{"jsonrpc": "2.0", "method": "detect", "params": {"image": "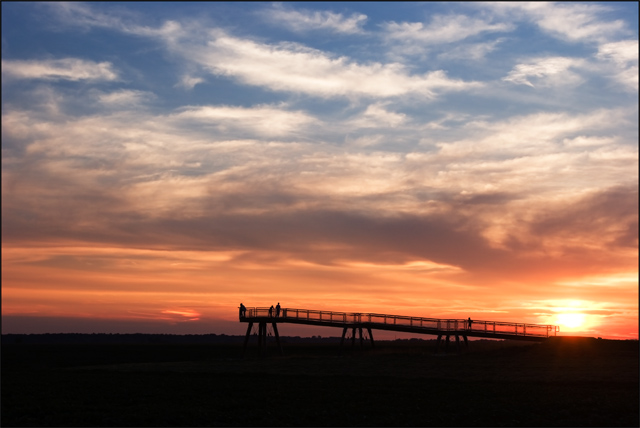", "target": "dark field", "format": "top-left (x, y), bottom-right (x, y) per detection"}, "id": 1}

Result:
top-left (2, 336), bottom-right (638, 427)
